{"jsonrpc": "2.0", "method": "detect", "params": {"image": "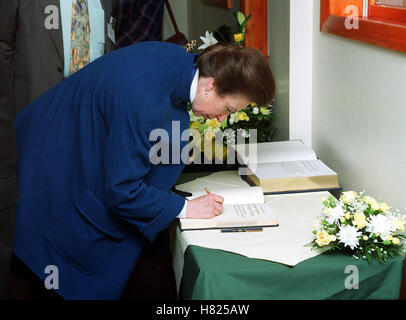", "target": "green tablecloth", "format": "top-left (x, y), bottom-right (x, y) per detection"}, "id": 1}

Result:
top-left (181, 245), bottom-right (404, 300)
